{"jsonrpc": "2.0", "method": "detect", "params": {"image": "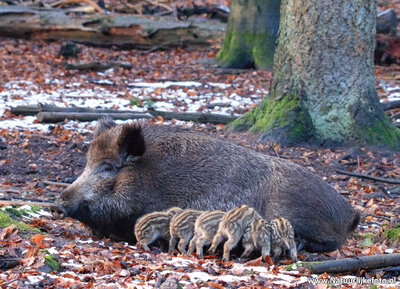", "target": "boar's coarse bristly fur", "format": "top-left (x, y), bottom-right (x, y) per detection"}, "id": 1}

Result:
top-left (57, 119), bottom-right (360, 252)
